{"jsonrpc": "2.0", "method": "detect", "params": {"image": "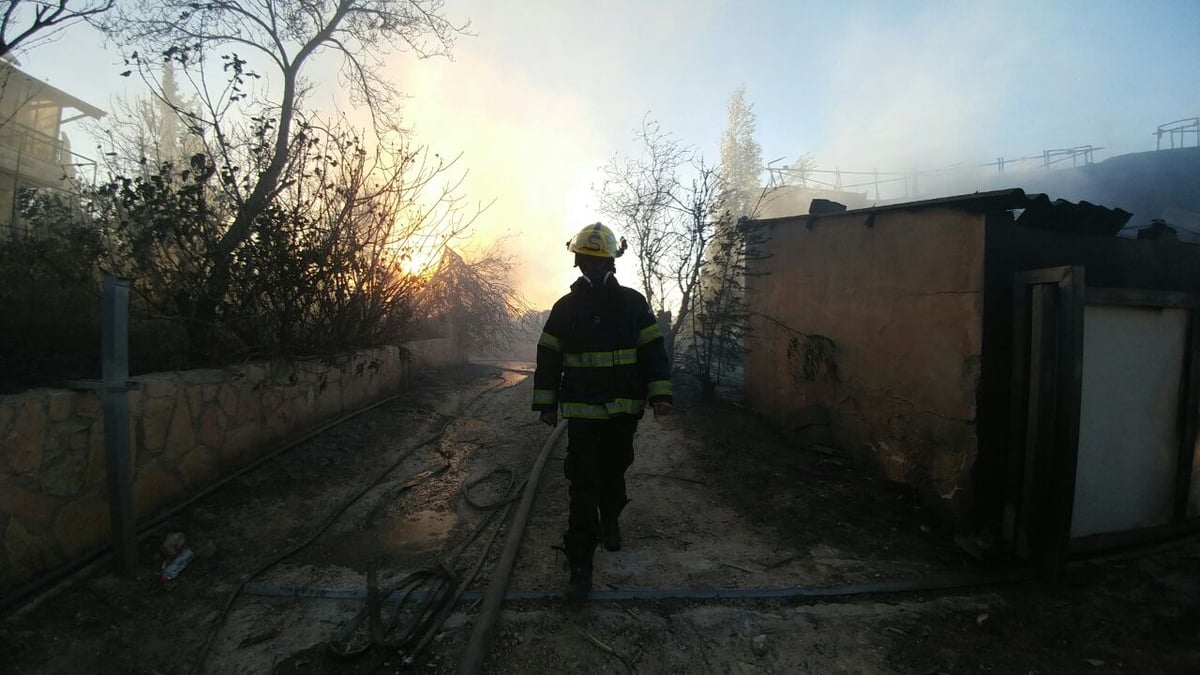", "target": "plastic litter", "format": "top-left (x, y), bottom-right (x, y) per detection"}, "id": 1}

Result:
top-left (160, 548), bottom-right (194, 582)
